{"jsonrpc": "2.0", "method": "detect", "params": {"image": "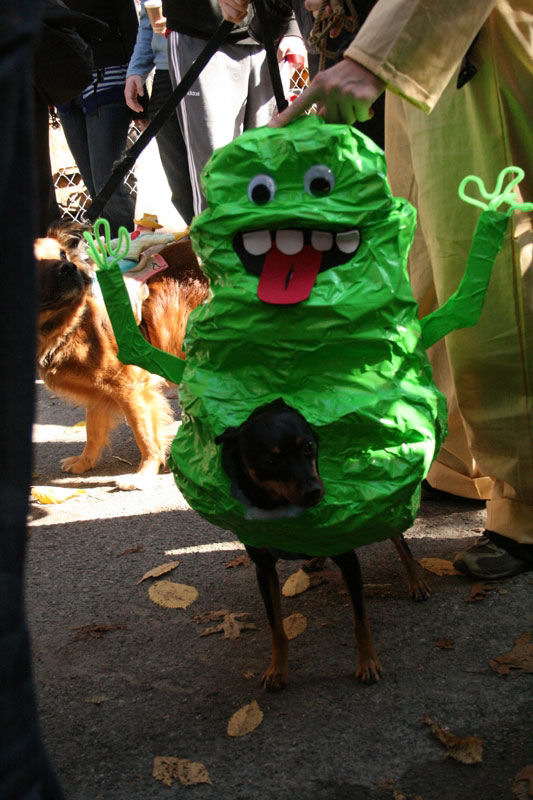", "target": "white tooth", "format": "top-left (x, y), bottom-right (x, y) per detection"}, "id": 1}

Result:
top-left (276, 230), bottom-right (304, 255)
top-left (242, 230), bottom-right (271, 256)
top-left (336, 229), bottom-right (361, 253)
top-left (311, 231), bottom-right (333, 251)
